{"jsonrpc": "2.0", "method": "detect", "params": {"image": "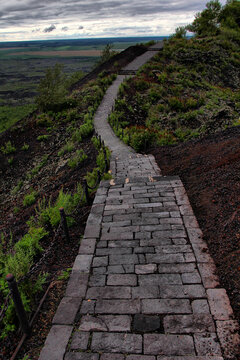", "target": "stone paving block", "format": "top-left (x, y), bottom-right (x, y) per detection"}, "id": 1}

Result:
top-left (207, 289), bottom-right (234, 320)
top-left (197, 263), bottom-right (220, 288)
top-left (184, 253), bottom-right (196, 263)
top-left (102, 232), bottom-right (134, 240)
top-left (109, 254), bottom-right (139, 265)
top-left (65, 353), bottom-right (99, 360)
top-left (190, 242), bottom-right (213, 263)
top-left (65, 272), bottom-right (89, 298)
top-left (139, 274), bottom-right (182, 286)
top-left (80, 300), bottom-right (96, 314)
top-left (79, 315), bottom-right (108, 331)
top-left (123, 264), bottom-right (135, 273)
top-left (179, 204), bottom-right (194, 216)
top-left (183, 216), bottom-right (199, 229)
top-left (87, 286), bottom-right (131, 299)
top-left (89, 274), bottom-right (106, 287)
top-left (126, 356), bottom-right (156, 360)
top-left (172, 238), bottom-right (187, 245)
top-left (79, 238), bottom-right (96, 254)
top-left (157, 357), bottom-right (223, 360)
top-left (181, 271), bottom-right (201, 284)
top-left (70, 331), bottom-right (90, 350)
top-left (93, 267), bottom-right (107, 274)
top-left (72, 255), bottom-right (93, 272)
top-left (134, 246), bottom-right (155, 254)
top-left (160, 218), bottom-right (183, 225)
top-left (84, 224), bottom-right (101, 238)
top-left (101, 354), bottom-right (125, 360)
top-left (133, 314), bottom-right (161, 332)
top-left (91, 332), bottom-right (142, 353)
top-left (140, 224), bottom-right (171, 232)
top-left (146, 254), bottom-right (185, 264)
top-left (135, 231), bottom-right (152, 240)
top-left (194, 333), bottom-right (222, 356)
top-left (192, 300), bottom-right (210, 314)
top-left (109, 240), bottom-right (139, 248)
top-left (141, 238), bottom-right (172, 246)
top-left (132, 285), bottom-right (159, 299)
top-left (99, 315), bottom-right (131, 332)
top-left (216, 320), bottom-right (240, 359)
top-left (53, 297), bottom-right (81, 325)
top-left (142, 299), bottom-right (191, 314)
top-left (144, 334), bottom-right (195, 355)
top-left (184, 285), bottom-right (206, 298)
top-left (93, 256), bottom-right (109, 267)
top-left (95, 299), bottom-right (140, 314)
top-left (135, 264), bottom-right (157, 274)
top-left (107, 265), bottom-right (125, 274)
top-left (164, 314), bottom-right (215, 334)
top-left (158, 263), bottom-right (196, 274)
top-left (107, 274), bottom-right (137, 286)
top-left (96, 248), bottom-right (132, 255)
top-left (39, 325), bottom-right (73, 360)
top-left (155, 245), bottom-right (192, 254)
top-left (153, 230), bottom-right (186, 238)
